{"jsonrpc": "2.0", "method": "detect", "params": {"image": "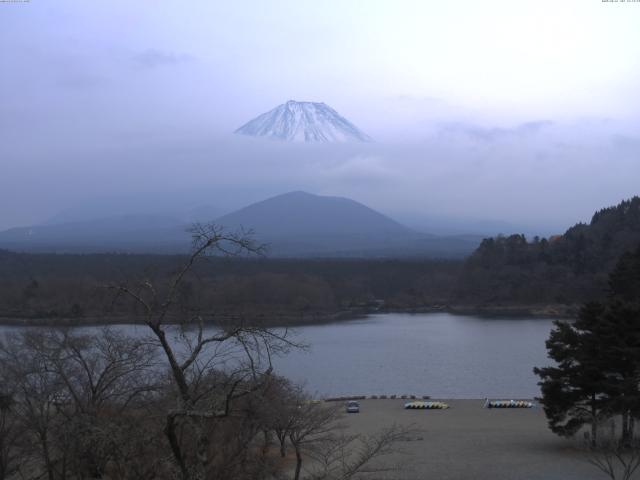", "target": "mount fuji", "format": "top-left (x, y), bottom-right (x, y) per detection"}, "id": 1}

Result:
top-left (235, 100), bottom-right (371, 143)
